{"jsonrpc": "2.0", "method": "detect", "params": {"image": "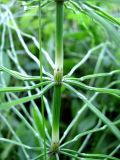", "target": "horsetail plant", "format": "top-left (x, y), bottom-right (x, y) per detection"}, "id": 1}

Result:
top-left (51, 0), bottom-right (64, 152)
top-left (0, 0), bottom-right (120, 159)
